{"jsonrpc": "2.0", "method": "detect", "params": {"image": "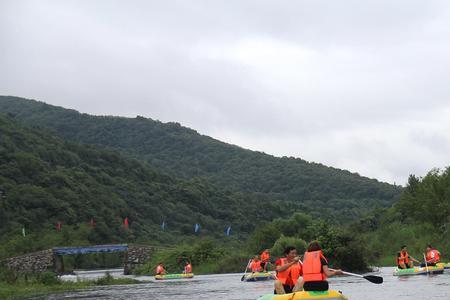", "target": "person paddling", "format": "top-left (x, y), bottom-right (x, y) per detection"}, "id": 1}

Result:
top-left (274, 246), bottom-right (303, 294)
top-left (250, 255), bottom-right (263, 273)
top-left (397, 245), bottom-right (419, 269)
top-left (156, 262), bottom-right (167, 275)
top-left (184, 261), bottom-right (193, 274)
top-left (260, 249), bottom-right (271, 272)
top-left (421, 245), bottom-right (441, 267)
top-left (299, 241), bottom-right (343, 292)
